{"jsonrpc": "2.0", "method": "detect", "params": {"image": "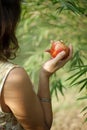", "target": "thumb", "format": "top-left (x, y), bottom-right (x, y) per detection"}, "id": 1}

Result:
top-left (53, 51), bottom-right (66, 63)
